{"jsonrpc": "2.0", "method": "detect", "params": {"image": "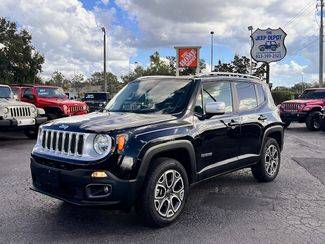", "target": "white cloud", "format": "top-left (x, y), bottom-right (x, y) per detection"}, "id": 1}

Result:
top-left (0, 0), bottom-right (136, 80)
top-left (116, 0), bottom-right (320, 84)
